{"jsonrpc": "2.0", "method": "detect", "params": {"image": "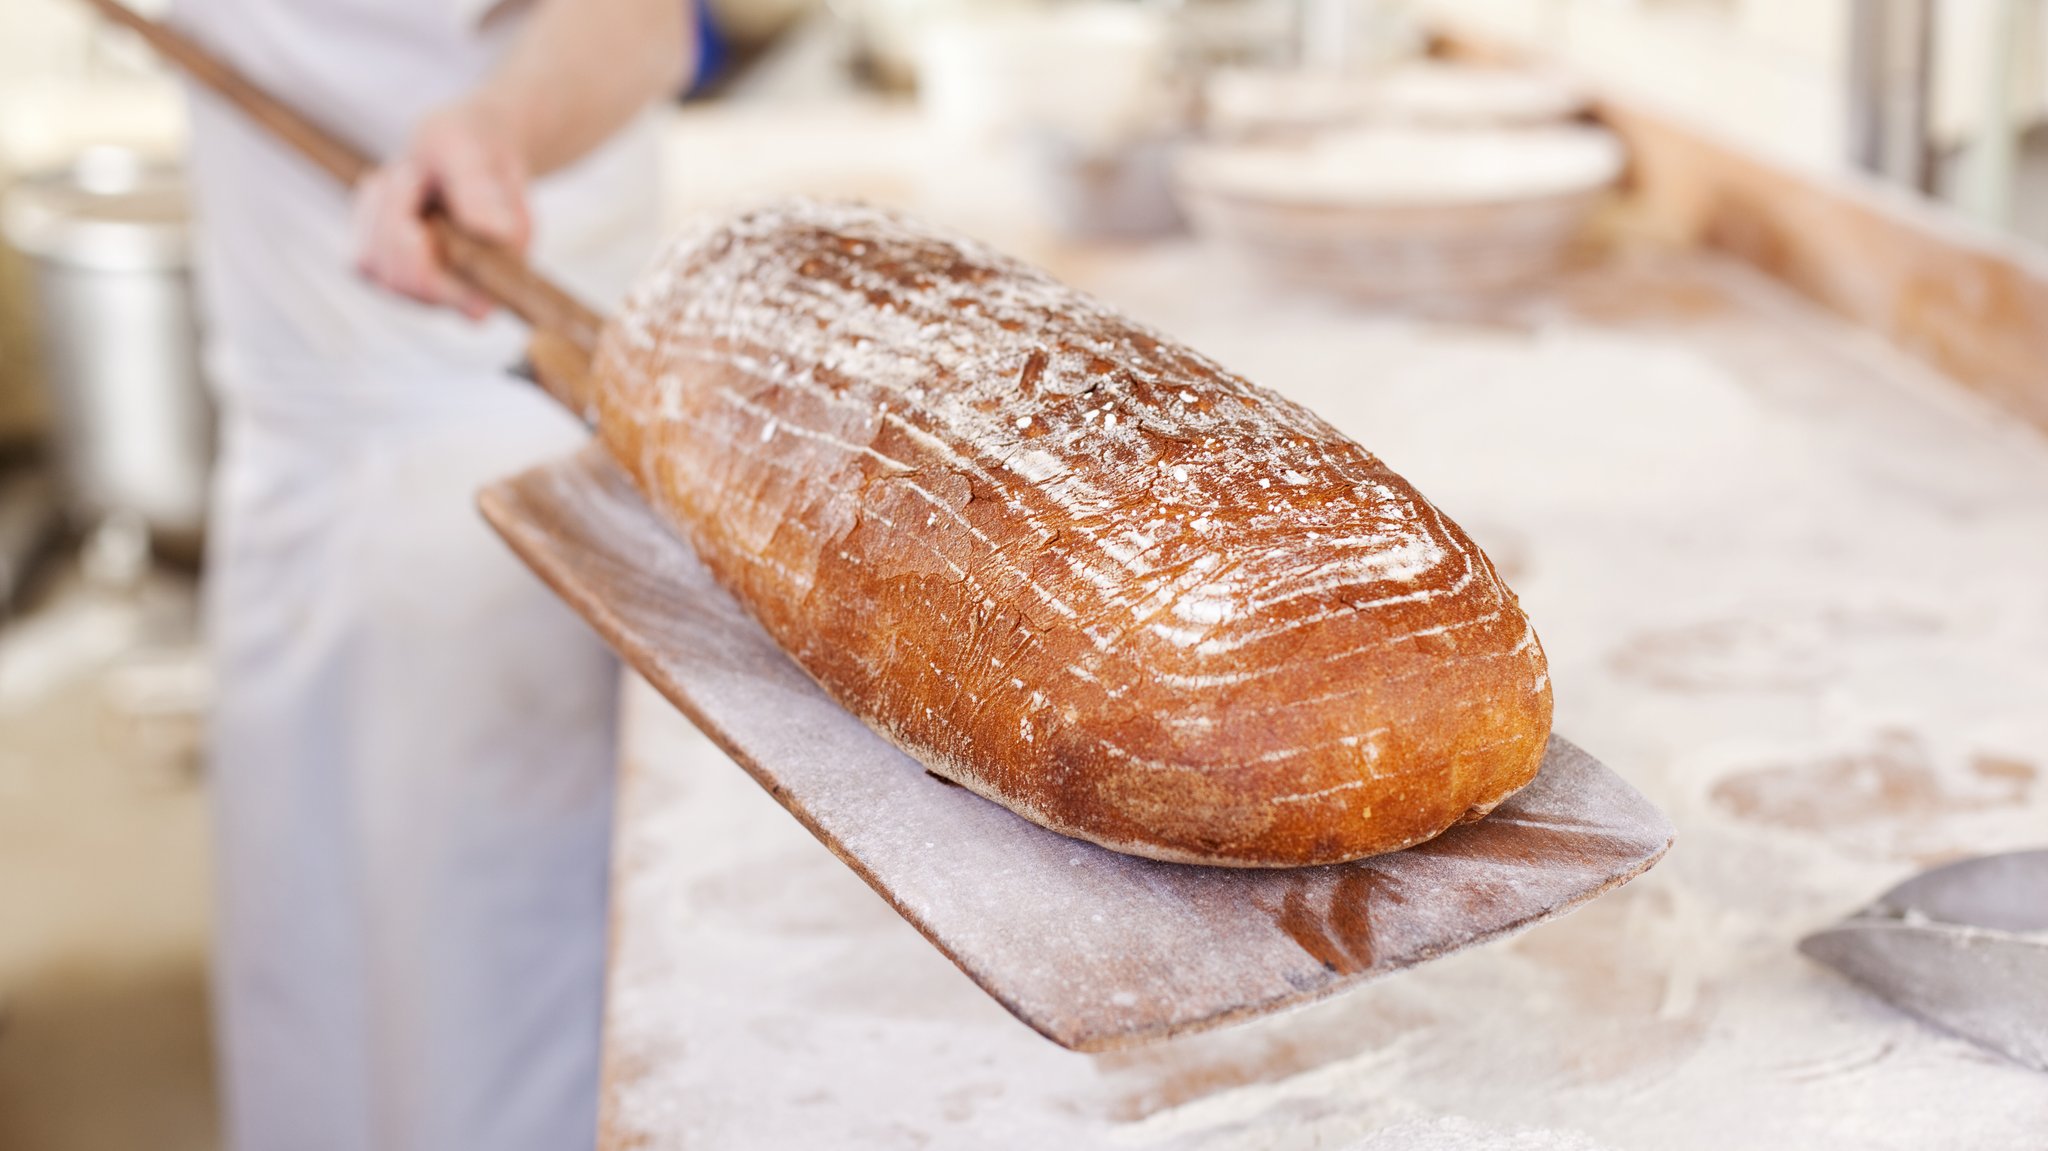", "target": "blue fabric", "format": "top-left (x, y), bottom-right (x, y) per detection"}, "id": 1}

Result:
top-left (686, 1), bottom-right (731, 96)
